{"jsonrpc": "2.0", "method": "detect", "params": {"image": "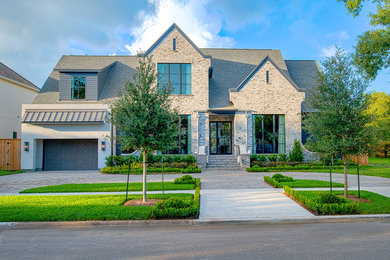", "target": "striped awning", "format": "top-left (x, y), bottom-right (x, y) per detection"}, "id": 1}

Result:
top-left (22, 110), bottom-right (107, 124)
